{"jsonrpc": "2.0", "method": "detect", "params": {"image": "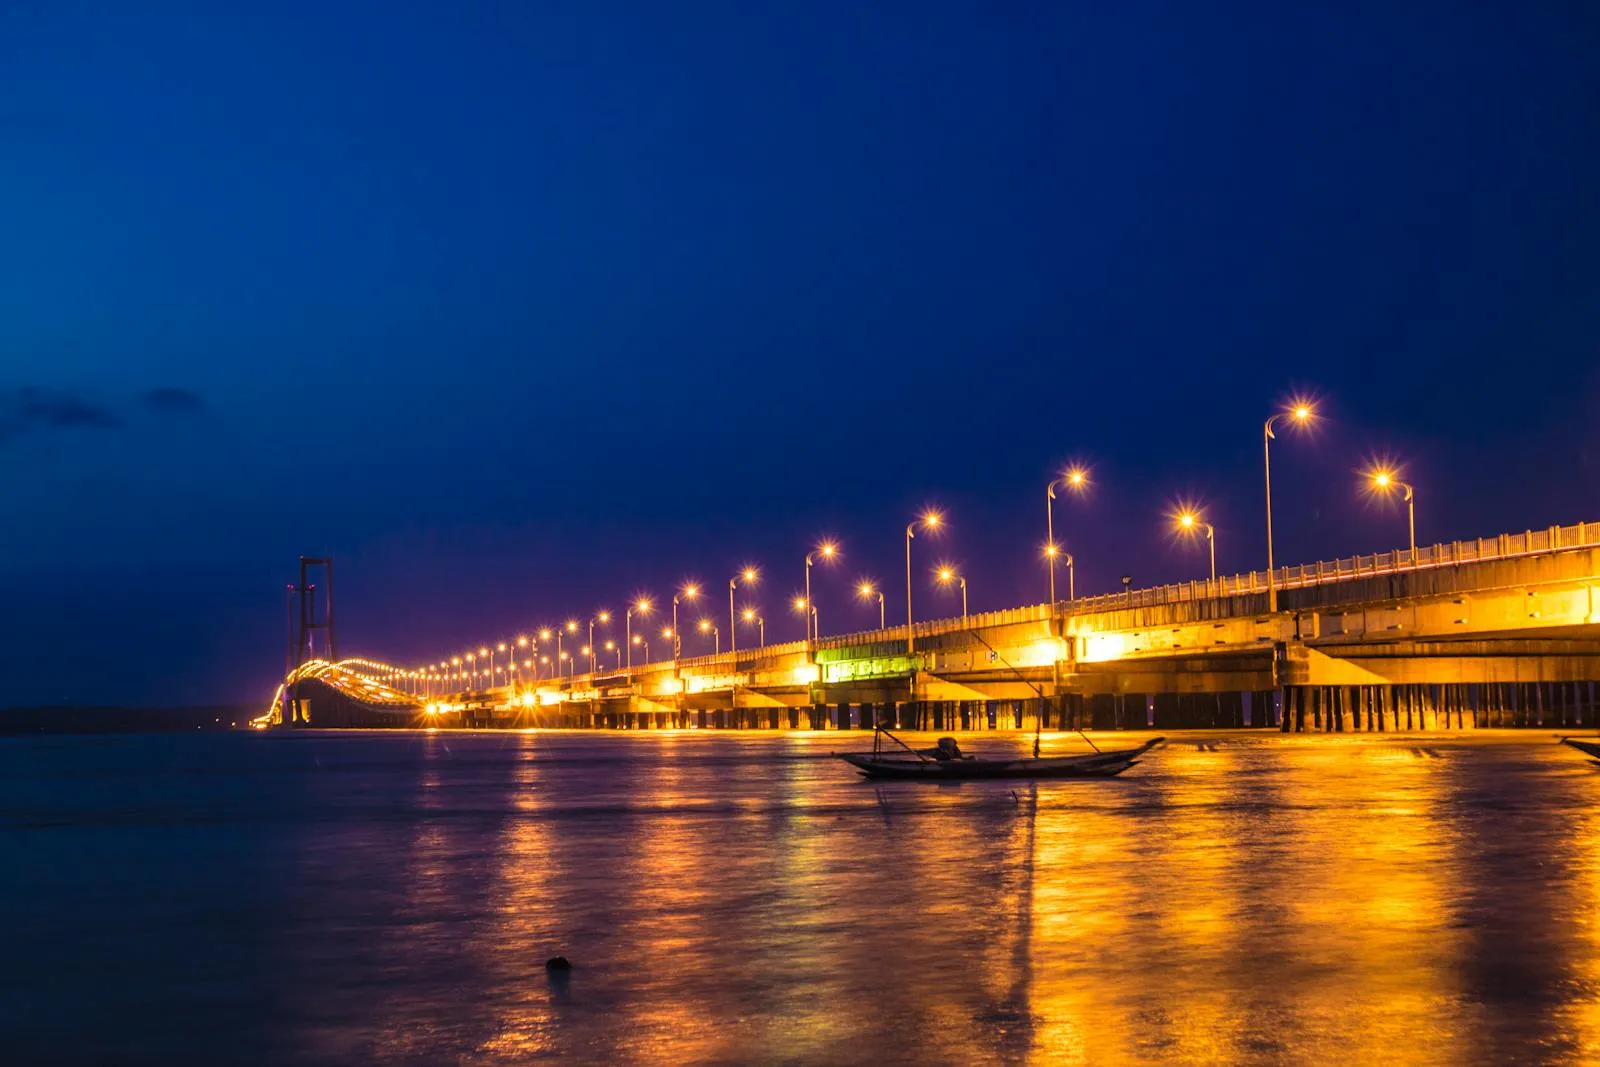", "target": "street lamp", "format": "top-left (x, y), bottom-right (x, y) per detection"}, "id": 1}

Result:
top-left (1043, 544), bottom-right (1077, 602)
top-left (604, 639), bottom-right (620, 671)
top-left (1367, 467), bottom-right (1417, 560)
top-left (557, 622), bottom-right (577, 677)
top-left (588, 611), bottom-right (611, 672)
top-left (905, 510), bottom-right (943, 654)
top-left (857, 580), bottom-right (886, 629)
top-left (1264, 400), bottom-right (1314, 612)
top-left (626, 597), bottom-right (651, 673)
top-left (559, 649), bottom-right (571, 677)
top-left (730, 567), bottom-right (757, 653)
top-left (698, 617), bottom-right (720, 655)
top-left (632, 633), bottom-right (649, 663)
top-left (936, 565), bottom-right (968, 622)
top-left (673, 583), bottom-right (699, 662)
top-left (743, 607), bottom-right (765, 647)
top-left (1175, 508), bottom-right (1216, 581)
top-left (1045, 466), bottom-right (1088, 604)
top-left (804, 541), bottom-right (838, 644)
